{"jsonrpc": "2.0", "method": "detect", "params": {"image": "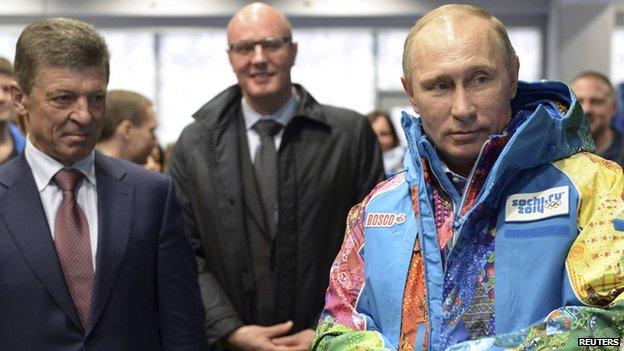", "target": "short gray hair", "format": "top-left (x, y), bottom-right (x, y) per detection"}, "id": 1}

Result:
top-left (14, 17), bottom-right (110, 94)
top-left (402, 4), bottom-right (516, 84)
